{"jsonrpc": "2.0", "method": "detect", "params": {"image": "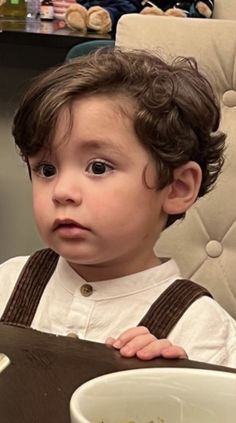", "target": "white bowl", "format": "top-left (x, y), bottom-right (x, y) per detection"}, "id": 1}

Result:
top-left (70, 367), bottom-right (236, 423)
